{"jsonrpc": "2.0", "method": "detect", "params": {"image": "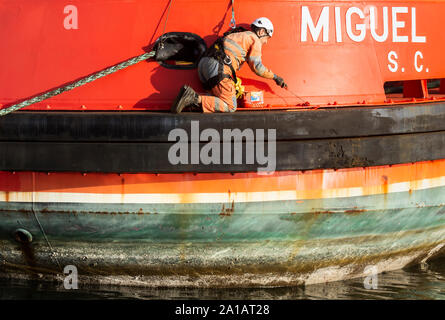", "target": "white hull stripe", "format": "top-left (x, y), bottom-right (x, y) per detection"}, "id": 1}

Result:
top-left (1, 176), bottom-right (445, 204)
